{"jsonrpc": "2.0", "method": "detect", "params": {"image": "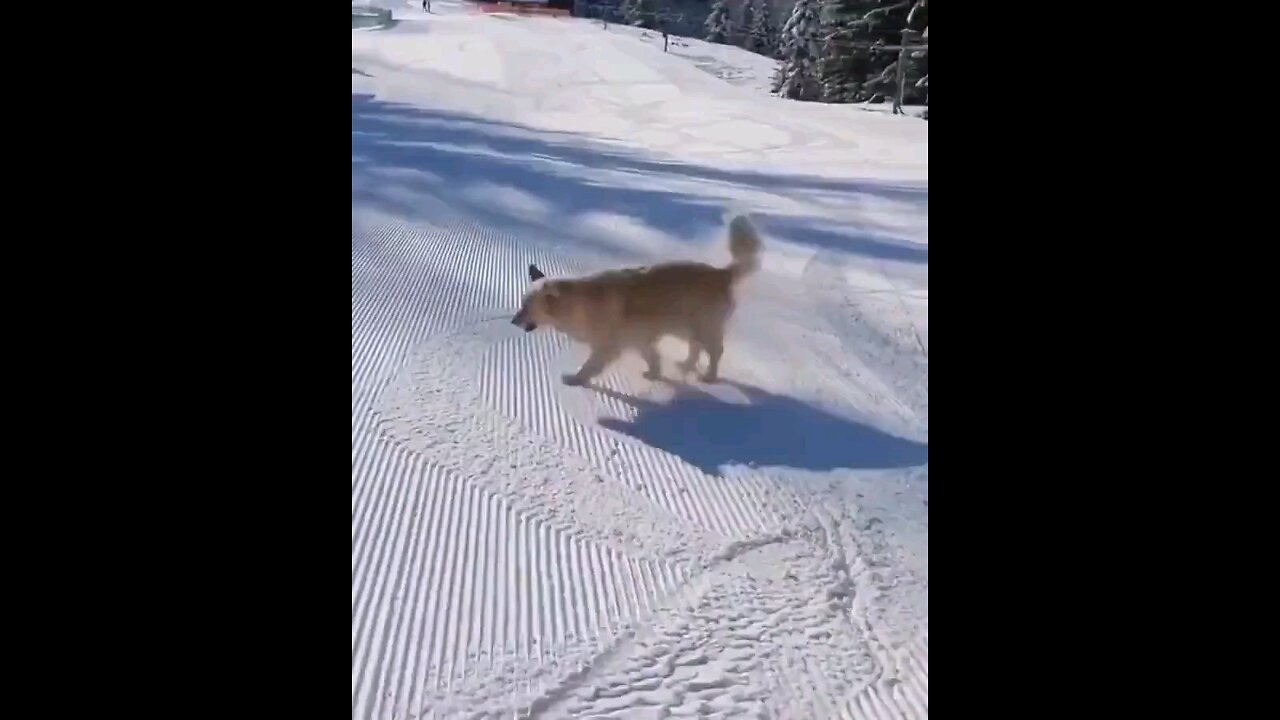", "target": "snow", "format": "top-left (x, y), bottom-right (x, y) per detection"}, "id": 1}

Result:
top-left (353, 2), bottom-right (927, 718)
